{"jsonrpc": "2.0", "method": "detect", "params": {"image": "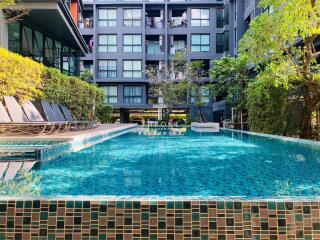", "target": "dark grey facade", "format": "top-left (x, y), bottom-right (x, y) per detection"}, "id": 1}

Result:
top-left (79, 0), bottom-right (261, 122)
